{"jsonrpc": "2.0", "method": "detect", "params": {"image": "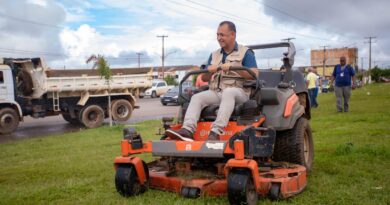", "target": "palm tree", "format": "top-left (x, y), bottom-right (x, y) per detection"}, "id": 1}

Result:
top-left (86, 54), bottom-right (113, 126)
